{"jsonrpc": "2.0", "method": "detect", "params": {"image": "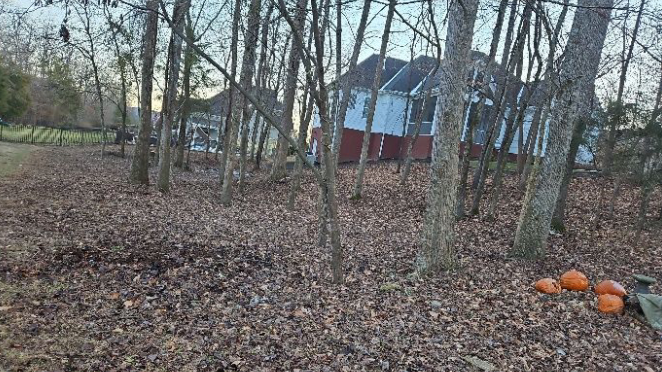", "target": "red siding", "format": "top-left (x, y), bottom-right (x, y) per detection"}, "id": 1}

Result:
top-left (379, 134), bottom-right (403, 159)
top-left (459, 142), bottom-right (484, 159)
top-left (310, 128), bottom-right (378, 163)
top-left (400, 136), bottom-right (433, 160)
top-left (367, 133), bottom-right (382, 161)
top-left (310, 128), bottom-right (518, 163)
